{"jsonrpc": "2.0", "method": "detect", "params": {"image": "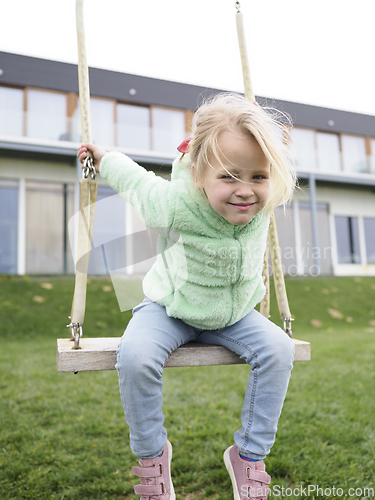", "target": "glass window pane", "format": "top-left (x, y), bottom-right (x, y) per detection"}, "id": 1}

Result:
top-left (349, 218), bottom-right (360, 263)
top-left (316, 203), bottom-right (332, 274)
top-left (0, 179), bottom-right (18, 273)
top-left (341, 135), bottom-right (367, 173)
top-left (299, 202), bottom-right (314, 273)
top-left (90, 98), bottom-right (115, 146)
top-left (87, 187), bottom-right (126, 275)
top-left (335, 216), bottom-right (361, 264)
top-left (298, 202), bottom-right (332, 275)
top-left (67, 187), bottom-right (127, 276)
top-left (317, 132), bottom-right (342, 172)
top-left (117, 104), bottom-right (151, 150)
top-left (65, 185), bottom-right (75, 274)
top-left (364, 218), bottom-right (375, 264)
top-left (0, 86), bottom-right (24, 136)
top-left (71, 101), bottom-right (82, 143)
top-left (26, 182), bottom-right (64, 273)
top-left (274, 203), bottom-right (297, 275)
top-left (152, 108), bottom-right (185, 153)
top-left (290, 128), bottom-right (317, 170)
top-left (27, 90), bottom-right (67, 141)
top-left (370, 139), bottom-right (375, 174)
